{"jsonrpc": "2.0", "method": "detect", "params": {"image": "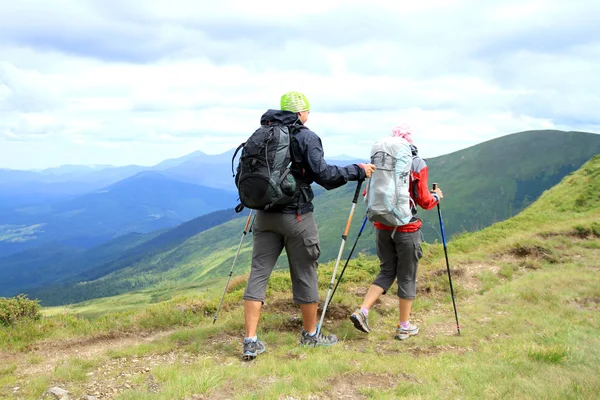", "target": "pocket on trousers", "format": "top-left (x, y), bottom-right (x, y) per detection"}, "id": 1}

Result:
top-left (414, 242), bottom-right (423, 262)
top-left (303, 235), bottom-right (321, 261)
